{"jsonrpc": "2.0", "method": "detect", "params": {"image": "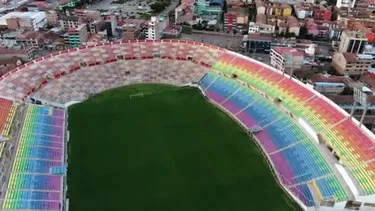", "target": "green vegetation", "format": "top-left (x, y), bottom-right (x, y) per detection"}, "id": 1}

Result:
top-left (67, 84), bottom-right (300, 211)
top-left (97, 9), bottom-right (109, 13)
top-left (139, 12), bottom-right (152, 20)
top-left (150, 0), bottom-right (170, 13)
